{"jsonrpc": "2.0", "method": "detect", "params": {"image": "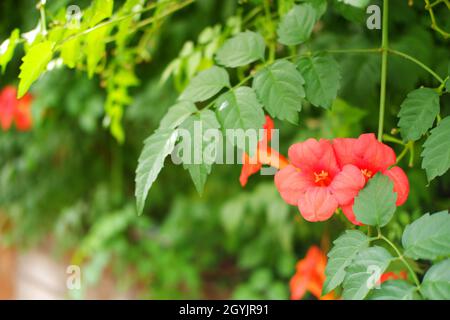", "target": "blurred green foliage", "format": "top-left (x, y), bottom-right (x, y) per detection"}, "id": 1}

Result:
top-left (0, 0), bottom-right (449, 299)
